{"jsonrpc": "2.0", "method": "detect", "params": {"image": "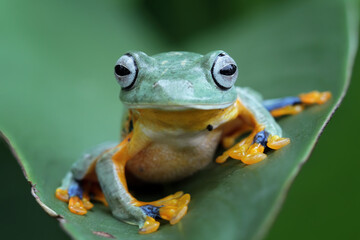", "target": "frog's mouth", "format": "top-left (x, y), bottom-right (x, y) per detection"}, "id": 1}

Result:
top-left (133, 100), bottom-right (240, 131)
top-left (123, 101), bottom-right (235, 110)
